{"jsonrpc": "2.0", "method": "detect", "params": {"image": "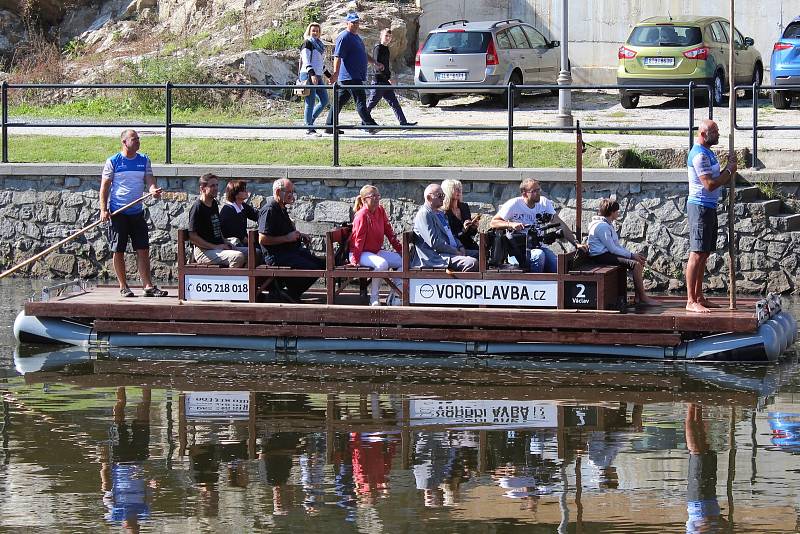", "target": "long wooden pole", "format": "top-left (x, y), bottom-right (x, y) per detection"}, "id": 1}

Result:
top-left (0, 192), bottom-right (155, 279)
top-left (727, 0), bottom-right (737, 309)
